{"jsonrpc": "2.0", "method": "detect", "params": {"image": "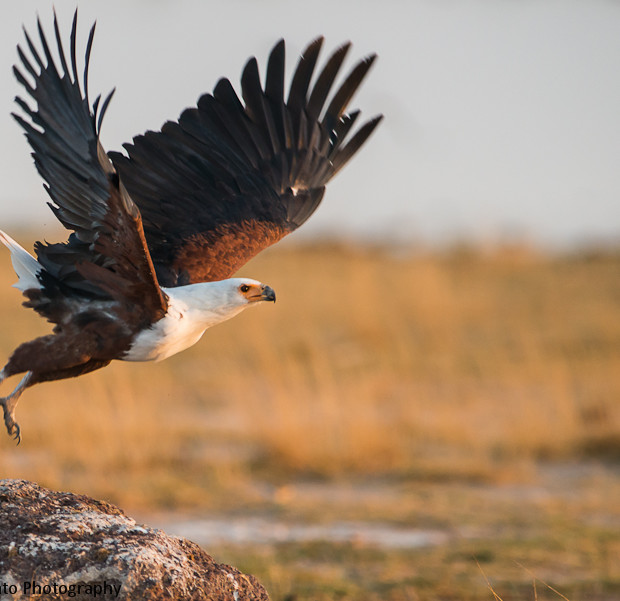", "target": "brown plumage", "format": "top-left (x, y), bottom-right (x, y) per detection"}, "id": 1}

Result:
top-left (0, 10), bottom-right (382, 443)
